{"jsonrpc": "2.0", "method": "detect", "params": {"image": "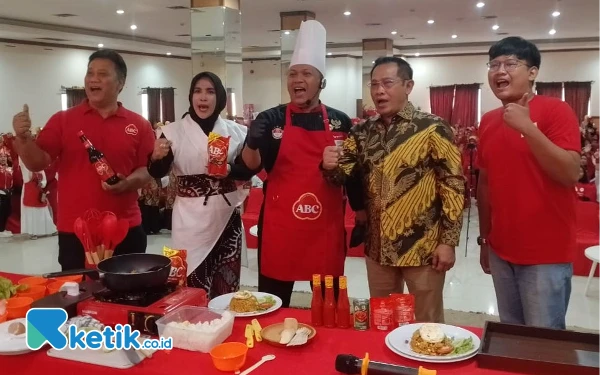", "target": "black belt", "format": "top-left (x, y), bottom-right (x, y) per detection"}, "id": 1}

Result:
top-left (176, 174), bottom-right (237, 206)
